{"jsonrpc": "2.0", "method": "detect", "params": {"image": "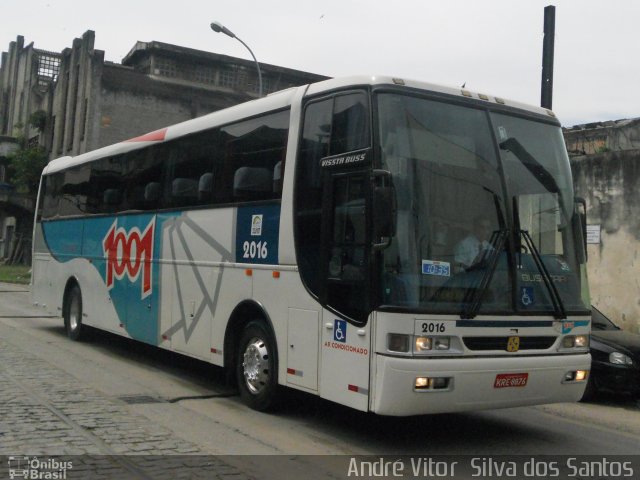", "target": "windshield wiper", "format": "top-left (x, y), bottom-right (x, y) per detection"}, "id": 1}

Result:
top-left (519, 229), bottom-right (567, 319)
top-left (460, 228), bottom-right (508, 319)
top-left (511, 196), bottom-right (566, 319)
top-left (499, 137), bottom-right (561, 195)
